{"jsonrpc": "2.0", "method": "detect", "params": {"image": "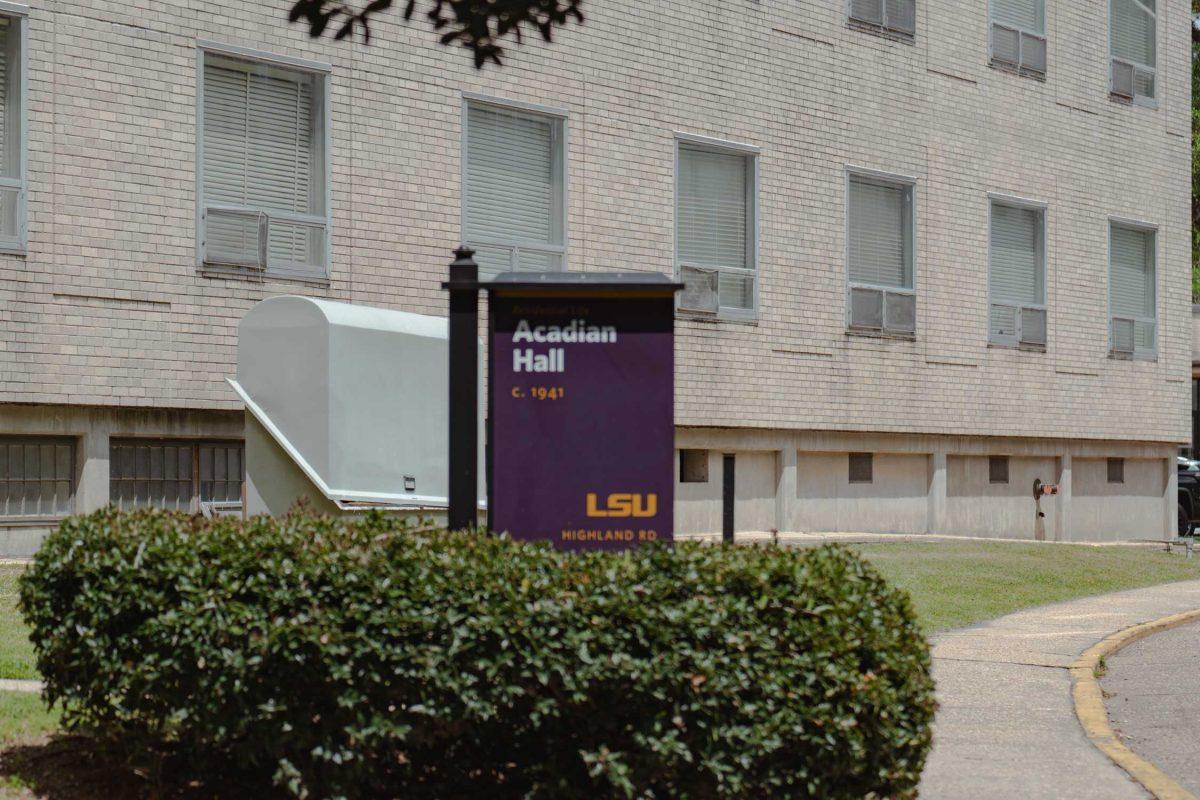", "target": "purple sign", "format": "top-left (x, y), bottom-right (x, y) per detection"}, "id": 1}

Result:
top-left (489, 286), bottom-right (675, 550)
